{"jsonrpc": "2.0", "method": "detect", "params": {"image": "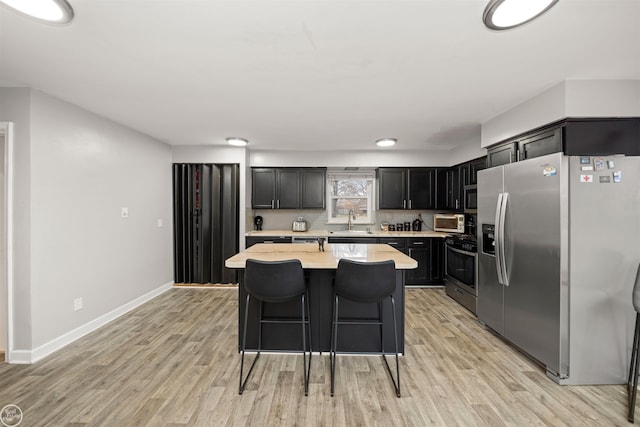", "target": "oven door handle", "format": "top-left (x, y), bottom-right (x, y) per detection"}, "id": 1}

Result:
top-left (446, 245), bottom-right (476, 258)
